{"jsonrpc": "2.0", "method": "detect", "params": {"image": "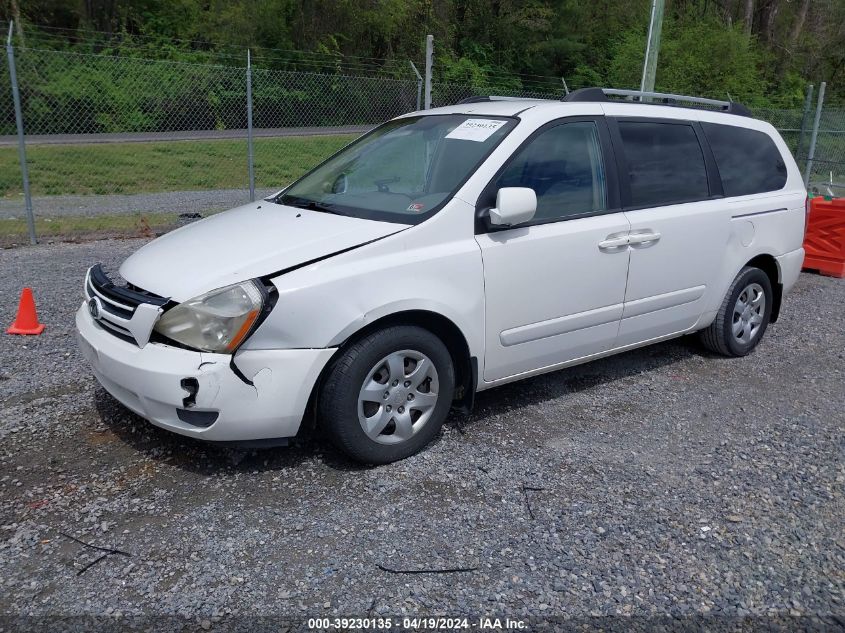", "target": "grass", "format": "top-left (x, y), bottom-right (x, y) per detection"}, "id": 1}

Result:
top-left (0, 213), bottom-right (182, 247)
top-left (0, 134), bottom-right (355, 197)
